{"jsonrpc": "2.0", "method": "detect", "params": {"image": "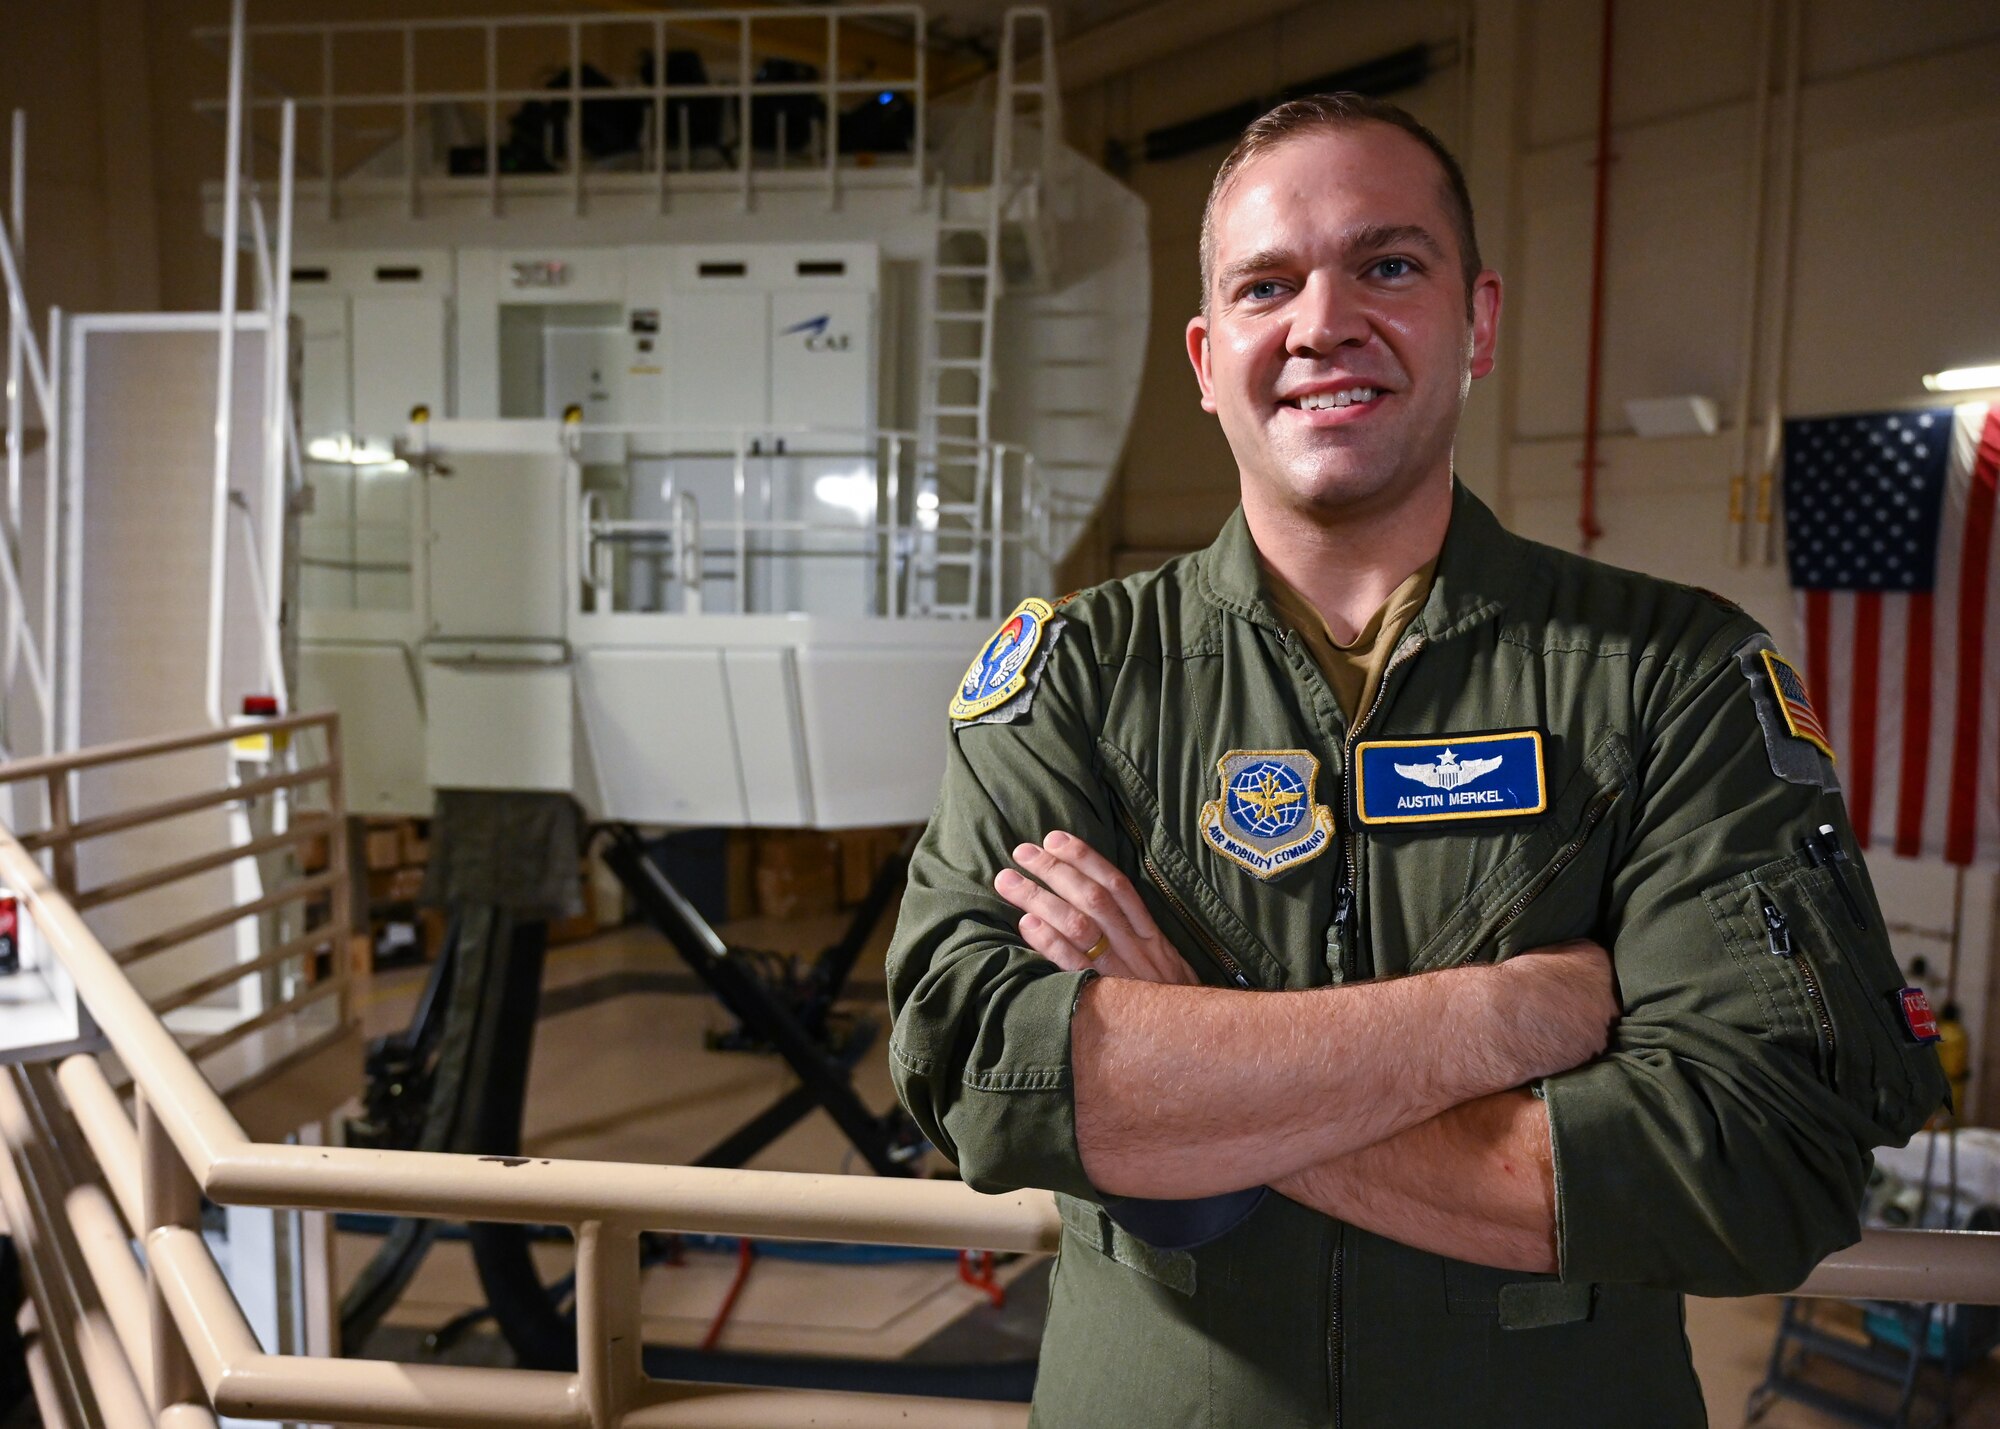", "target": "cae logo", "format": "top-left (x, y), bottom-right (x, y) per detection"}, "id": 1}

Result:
top-left (779, 314), bottom-right (851, 352)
